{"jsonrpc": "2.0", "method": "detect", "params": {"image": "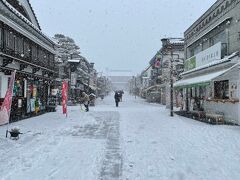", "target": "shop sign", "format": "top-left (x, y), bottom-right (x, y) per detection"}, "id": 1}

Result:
top-left (197, 42), bottom-right (221, 67)
top-left (184, 56), bottom-right (196, 71)
top-left (71, 73), bottom-right (77, 86)
top-left (30, 98), bottom-right (35, 112)
top-left (185, 42), bottom-right (222, 71)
